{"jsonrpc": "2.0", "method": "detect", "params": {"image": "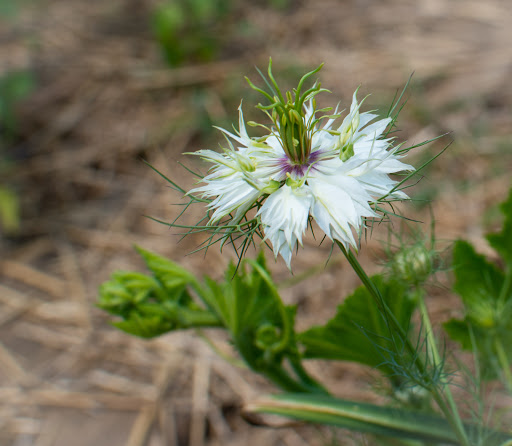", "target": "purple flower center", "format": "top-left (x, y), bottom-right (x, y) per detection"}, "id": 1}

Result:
top-left (278, 150), bottom-right (320, 177)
